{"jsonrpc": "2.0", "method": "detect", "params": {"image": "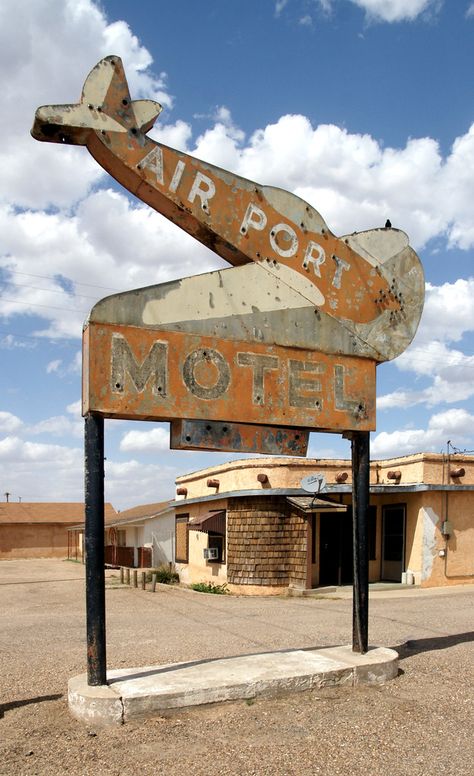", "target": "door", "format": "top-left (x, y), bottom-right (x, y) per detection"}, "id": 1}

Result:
top-left (319, 514), bottom-right (353, 586)
top-left (381, 505), bottom-right (406, 581)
